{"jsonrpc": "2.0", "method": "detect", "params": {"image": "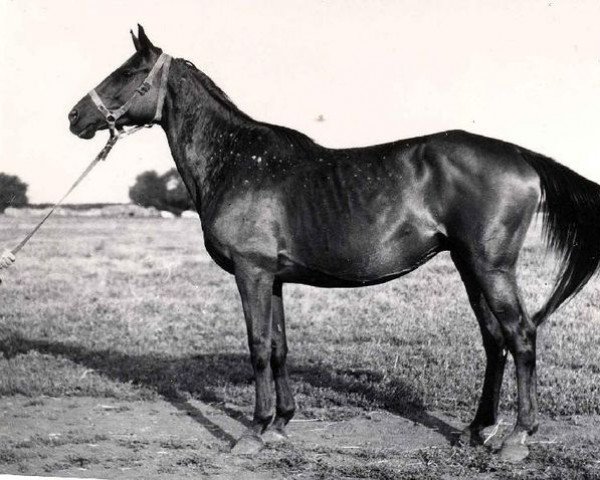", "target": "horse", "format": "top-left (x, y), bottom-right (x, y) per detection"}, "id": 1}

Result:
top-left (68, 25), bottom-right (600, 462)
